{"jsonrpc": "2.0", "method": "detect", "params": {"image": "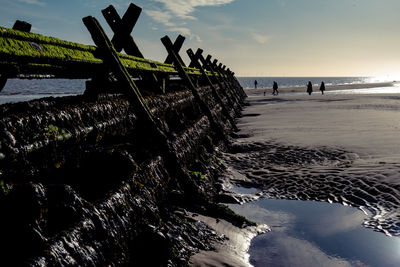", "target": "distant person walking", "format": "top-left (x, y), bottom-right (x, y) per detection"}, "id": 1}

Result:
top-left (320, 81), bottom-right (325, 95)
top-left (254, 80), bottom-right (258, 89)
top-left (307, 81), bottom-right (313, 95)
top-left (272, 81), bottom-right (279, 95)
